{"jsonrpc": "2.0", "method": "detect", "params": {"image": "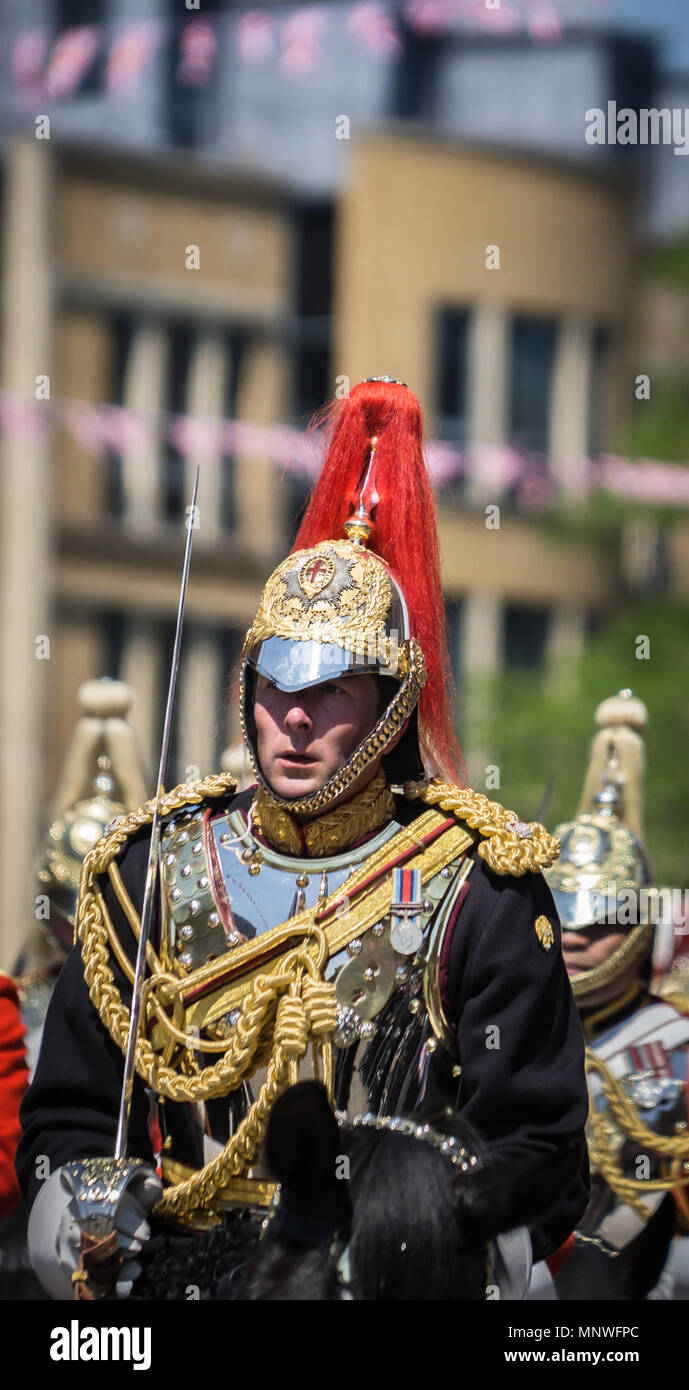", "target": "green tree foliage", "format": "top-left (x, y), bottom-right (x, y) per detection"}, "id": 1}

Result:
top-left (460, 601), bottom-right (689, 888)
top-left (623, 375), bottom-right (689, 465)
